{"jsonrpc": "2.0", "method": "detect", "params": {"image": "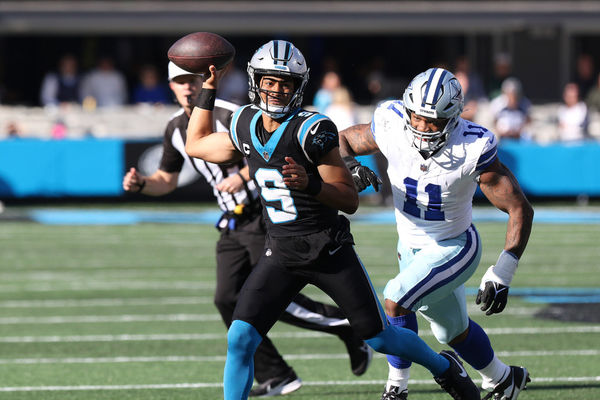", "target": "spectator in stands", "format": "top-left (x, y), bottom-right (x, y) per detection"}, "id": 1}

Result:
top-left (132, 64), bottom-right (170, 105)
top-left (39, 54), bottom-right (81, 107)
top-left (488, 52), bottom-right (513, 100)
top-left (312, 70), bottom-right (341, 113)
top-left (557, 82), bottom-right (589, 142)
top-left (455, 71), bottom-right (479, 121)
top-left (585, 71), bottom-right (600, 112)
top-left (490, 77), bottom-right (532, 141)
top-left (216, 63), bottom-right (248, 105)
top-left (80, 56), bottom-right (128, 108)
top-left (5, 121), bottom-right (22, 138)
top-left (454, 55), bottom-right (487, 102)
top-left (324, 86), bottom-right (357, 131)
top-left (575, 54), bottom-right (596, 100)
top-left (365, 56), bottom-right (406, 105)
